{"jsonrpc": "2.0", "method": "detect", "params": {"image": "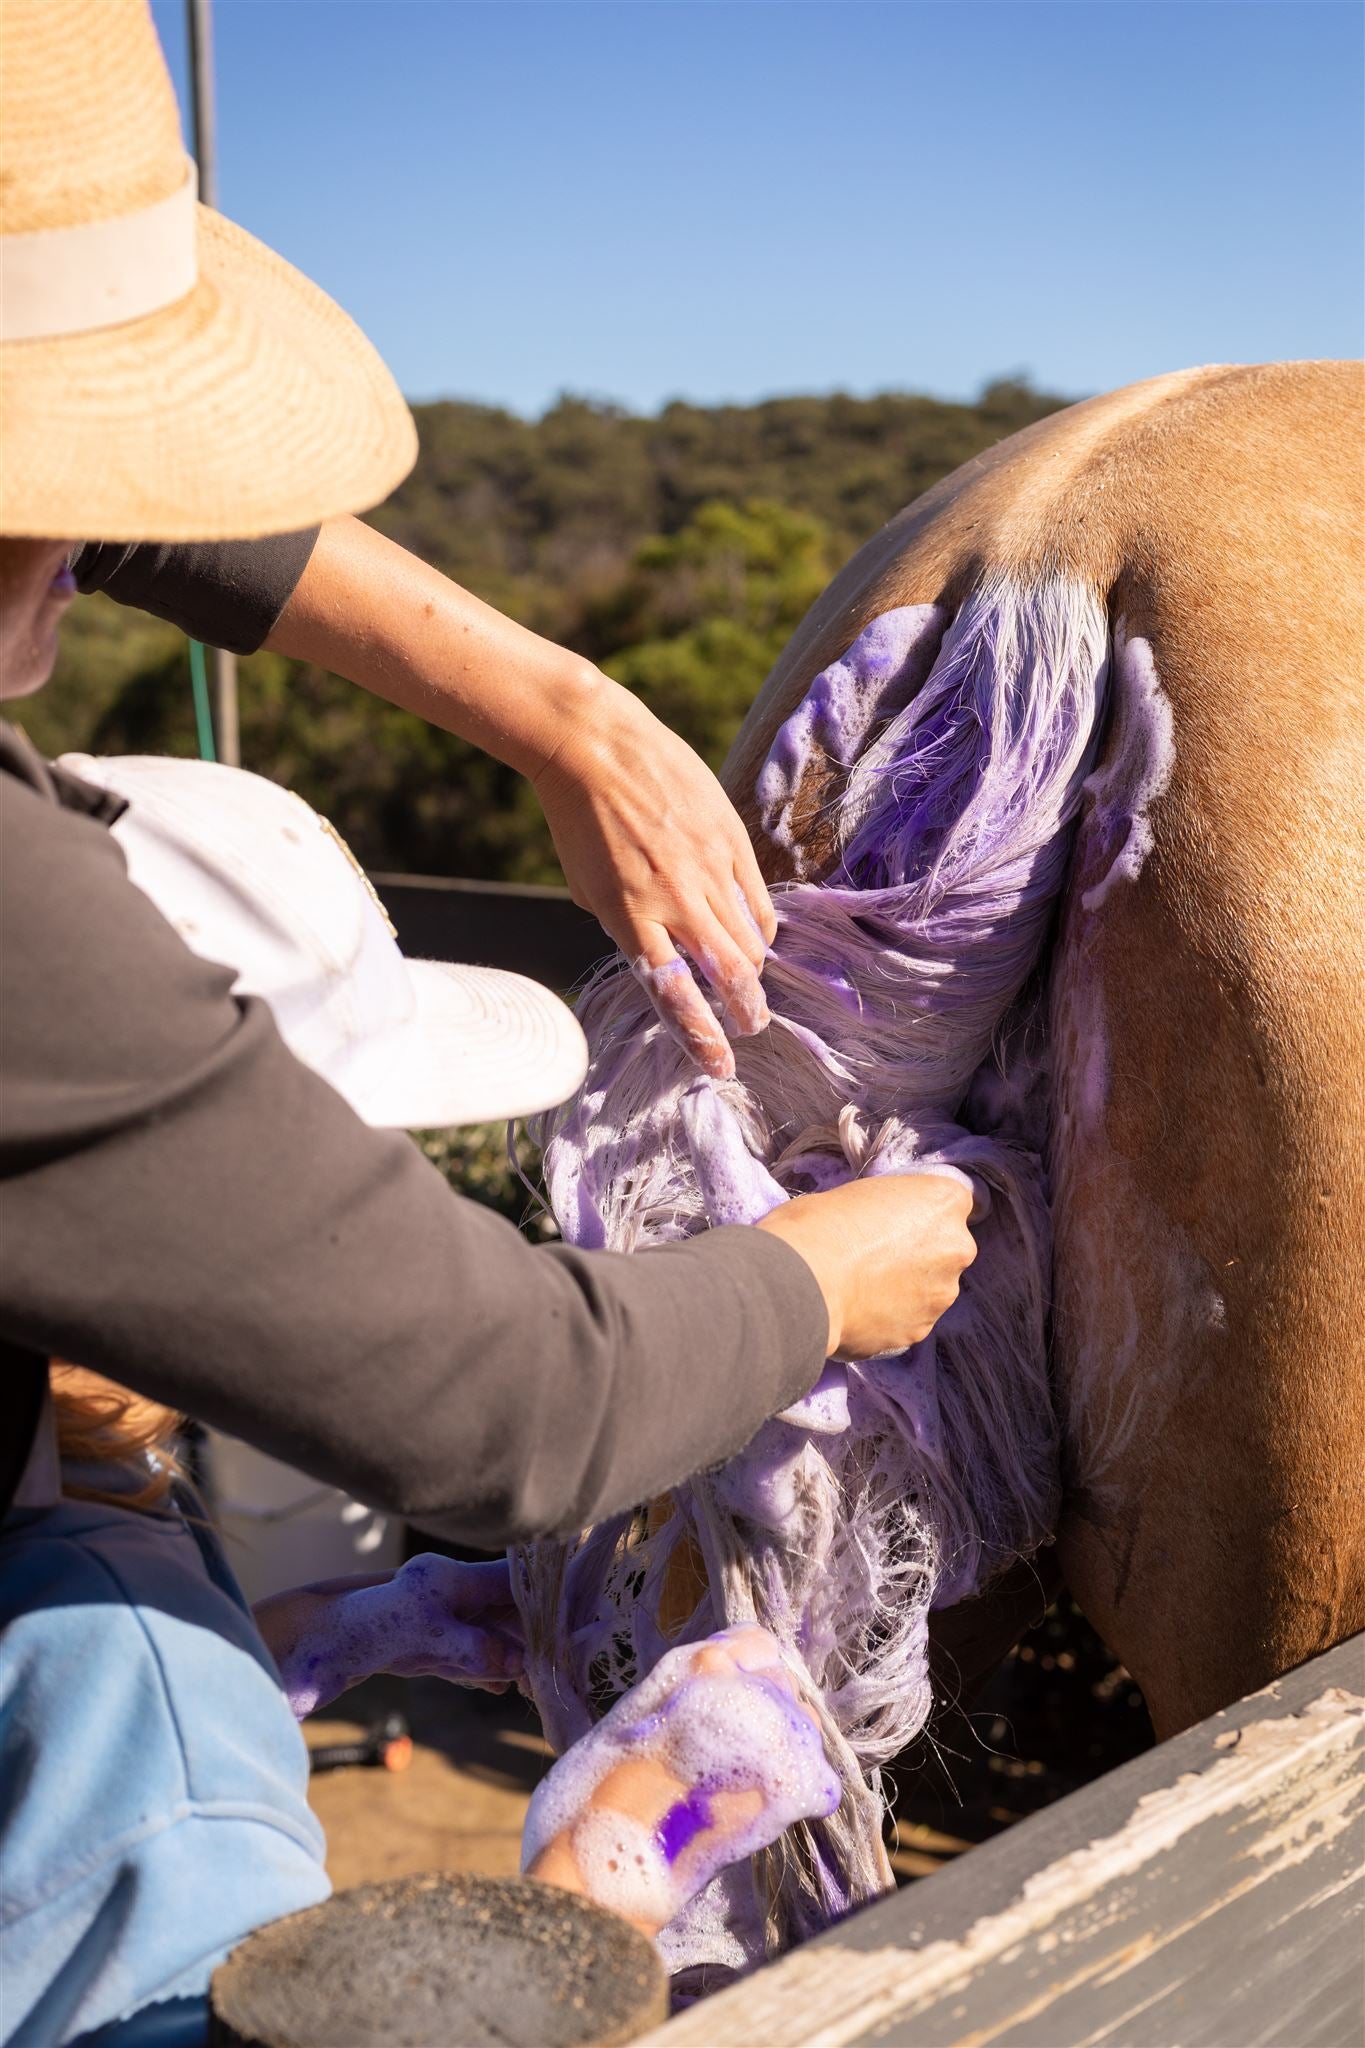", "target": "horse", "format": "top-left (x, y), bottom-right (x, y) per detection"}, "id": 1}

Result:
top-left (721, 357), bottom-right (1365, 1743)
top-left (519, 359), bottom-right (1364, 1971)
